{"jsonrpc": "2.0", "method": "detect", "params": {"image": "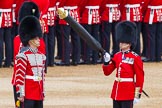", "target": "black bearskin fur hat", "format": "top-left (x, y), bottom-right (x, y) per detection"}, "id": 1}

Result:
top-left (19, 16), bottom-right (42, 46)
top-left (18, 1), bottom-right (40, 22)
top-left (116, 21), bottom-right (137, 49)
